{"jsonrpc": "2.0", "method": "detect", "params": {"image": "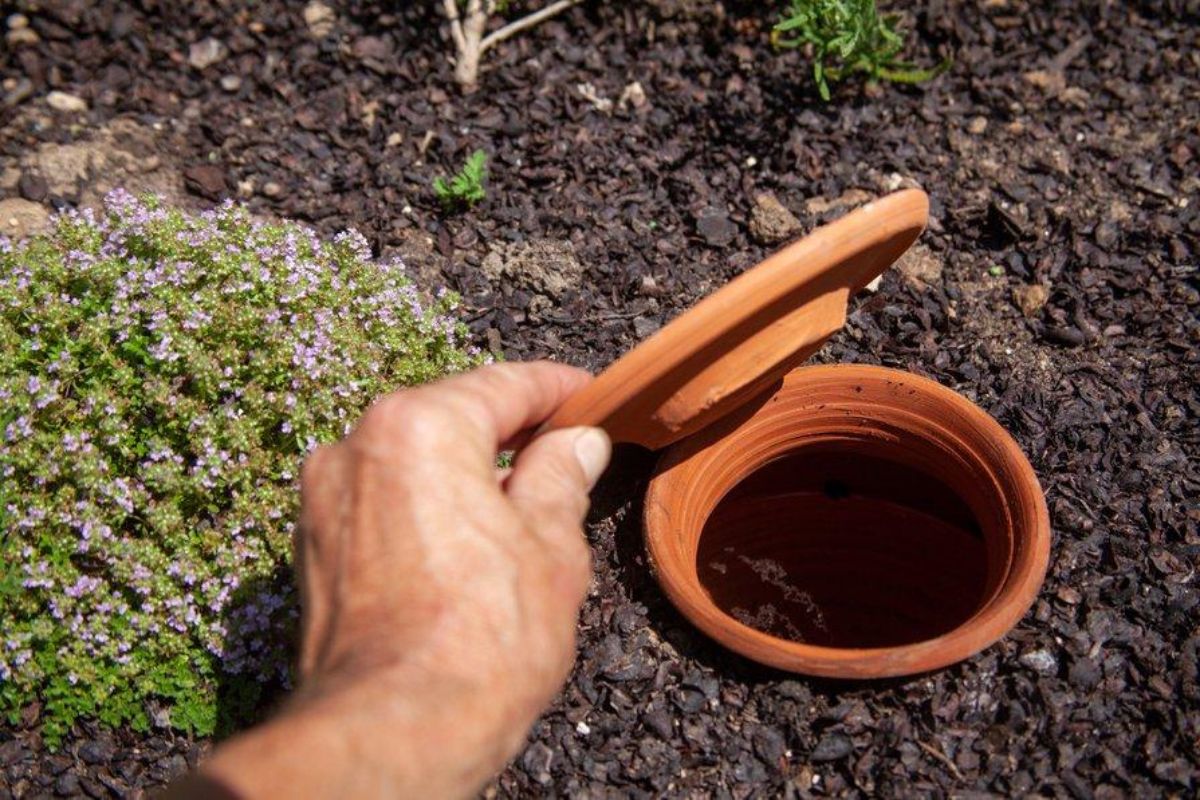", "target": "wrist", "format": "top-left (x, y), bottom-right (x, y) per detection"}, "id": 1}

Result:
top-left (189, 668), bottom-right (517, 800)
